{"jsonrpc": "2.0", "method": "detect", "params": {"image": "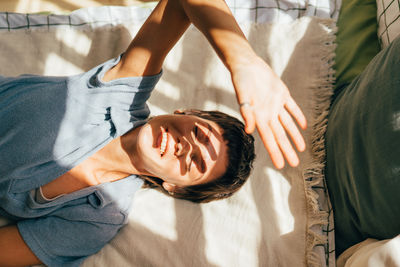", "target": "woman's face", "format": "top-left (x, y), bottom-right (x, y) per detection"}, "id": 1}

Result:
top-left (135, 112), bottom-right (228, 189)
